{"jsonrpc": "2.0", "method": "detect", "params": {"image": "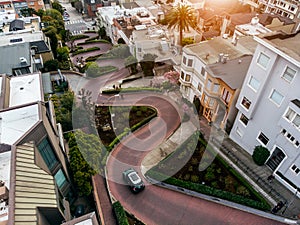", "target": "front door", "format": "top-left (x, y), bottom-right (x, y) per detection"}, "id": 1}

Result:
top-left (266, 147), bottom-right (286, 171)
